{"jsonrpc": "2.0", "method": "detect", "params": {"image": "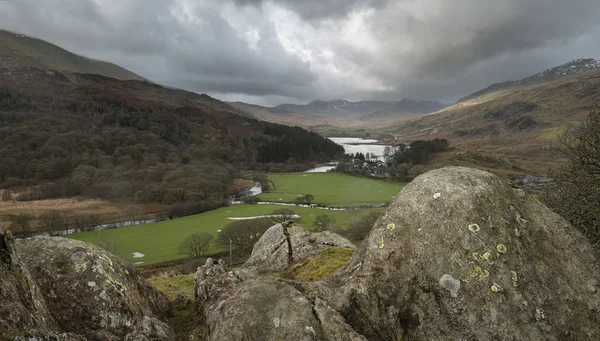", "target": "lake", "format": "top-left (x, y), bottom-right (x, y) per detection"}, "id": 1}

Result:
top-left (329, 137), bottom-right (387, 159)
top-left (306, 137), bottom-right (387, 172)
